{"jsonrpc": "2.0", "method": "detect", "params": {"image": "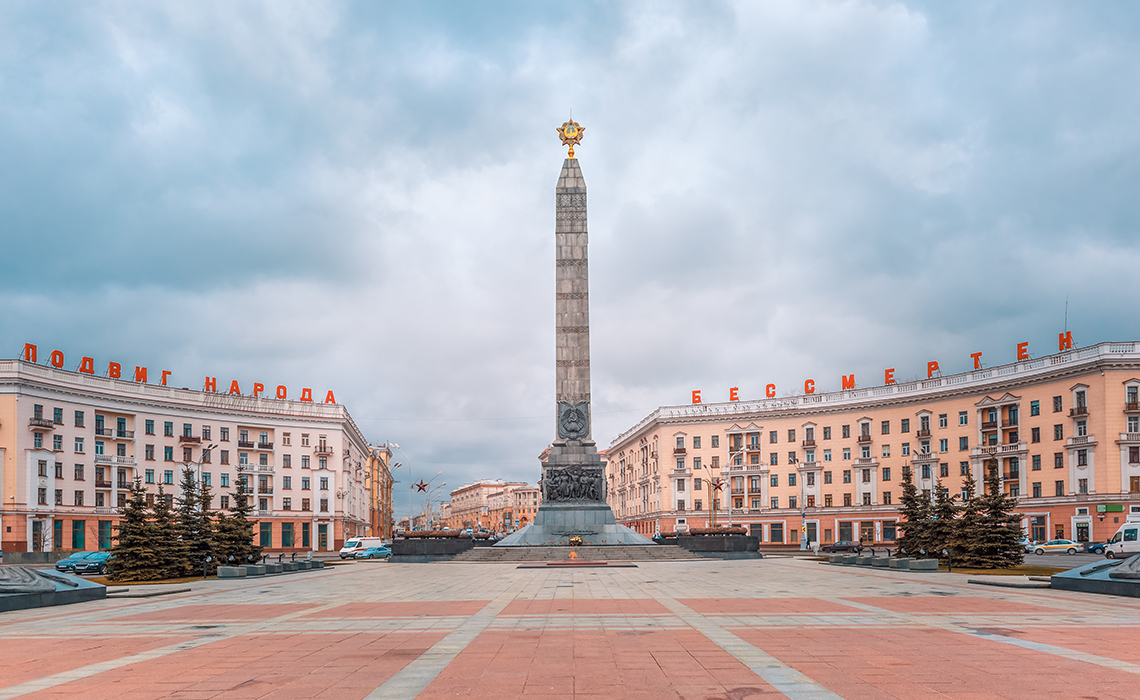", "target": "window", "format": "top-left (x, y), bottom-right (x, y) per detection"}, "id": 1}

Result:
top-left (52, 434), bottom-right (62, 451)
top-left (806, 472), bottom-right (815, 486)
top-left (787, 451), bottom-right (796, 464)
top-left (164, 421), bottom-right (173, 437)
top-left (822, 426), bottom-right (831, 440)
top-left (74, 491), bottom-right (84, 506)
top-left (1131, 447), bottom-right (1140, 464)
top-left (1032, 455), bottom-right (1041, 471)
top-left (940, 463), bottom-right (949, 478)
top-left (1078, 478), bottom-right (1088, 494)
top-left (824, 471), bottom-right (832, 484)
top-left (202, 426), bottom-right (211, 440)
top-left (240, 429), bottom-right (249, 443)
top-left (859, 493), bottom-right (870, 506)
top-left (861, 446), bottom-right (871, 459)
top-left (750, 498), bottom-right (759, 509)
top-left (302, 477), bottom-right (311, 490)
top-left (181, 423), bottom-right (192, 438)
top-left (319, 456), bottom-right (327, 470)
top-left (788, 496), bottom-right (797, 509)
top-left (842, 448), bottom-right (851, 460)
top-left (693, 457), bottom-right (702, 469)
top-left (939, 438), bottom-right (948, 453)
top-left (1055, 452), bottom-right (1064, 468)
top-left (72, 520), bottom-right (85, 549)
top-left (37, 487), bottom-right (47, 505)
top-left (220, 427), bottom-right (230, 441)
top-left (202, 472), bottom-right (211, 486)
top-left (710, 435), bottom-right (719, 448)
top-left (824, 494), bottom-right (833, 507)
top-left (770, 496), bottom-right (779, 509)
top-left (882, 445), bottom-right (890, 458)
top-left (282, 476), bottom-right (291, 489)
top-left (142, 444), bottom-right (153, 460)
top-left (1053, 424), bottom-right (1063, 440)
top-left (259, 522), bottom-right (272, 547)
top-left (33, 432), bottom-right (43, 449)
top-left (1027, 400), bottom-right (1039, 417)
top-left (675, 436), bottom-right (684, 450)
top-left (281, 522), bottom-right (294, 546)
top-left (163, 470), bottom-right (173, 485)
top-left (54, 489), bottom-right (63, 505)
top-left (921, 464), bottom-right (931, 479)
top-left (881, 491), bottom-right (892, 505)
top-left (786, 429), bottom-right (795, 443)
top-left (183, 447), bottom-right (193, 462)
top-left (319, 477), bottom-right (329, 490)
top-left (676, 479), bottom-right (685, 492)
top-left (768, 430), bottom-right (777, 444)
top-left (901, 443), bottom-right (910, 456)
top-left (859, 469), bottom-right (869, 483)
top-left (823, 449), bottom-right (832, 462)
top-left (94, 440), bottom-right (104, 456)
top-left (693, 436), bottom-right (701, 449)
top-left (201, 448), bottom-right (211, 464)
top-left (259, 431), bottom-right (269, 445)
top-left (301, 433), bottom-right (310, 446)
top-left (1130, 417), bottom-right (1140, 432)
top-left (259, 453), bottom-right (268, 466)
top-left (54, 462), bottom-right (63, 478)
top-left (221, 473), bottom-right (229, 487)
top-left (842, 425), bottom-right (851, 438)
top-left (1033, 482), bottom-right (1042, 498)
top-left (770, 474), bottom-right (779, 487)
top-left (769, 453), bottom-right (778, 466)
top-left (843, 493), bottom-right (852, 507)
top-left (695, 478), bottom-right (702, 490)
top-left (711, 456), bottom-right (719, 469)
top-left (1029, 427), bottom-right (1040, 443)
top-left (144, 419), bottom-right (154, 435)
top-left (301, 455), bottom-right (310, 469)
top-left (1055, 480), bottom-right (1065, 496)
top-left (882, 467), bottom-right (891, 481)
top-left (143, 468), bottom-right (153, 483)
top-left (788, 473), bottom-right (797, 487)
top-left (1077, 449), bottom-right (1088, 467)
top-left (71, 410), bottom-right (84, 428)
top-left (843, 470), bottom-right (851, 484)
top-left (164, 446), bottom-right (173, 461)
top-left (320, 498), bottom-right (329, 512)
top-left (936, 414), bottom-right (946, 429)
top-left (1053, 396), bottom-right (1062, 412)
top-left (881, 420), bottom-right (890, 435)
